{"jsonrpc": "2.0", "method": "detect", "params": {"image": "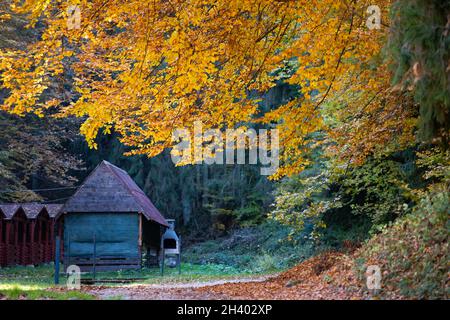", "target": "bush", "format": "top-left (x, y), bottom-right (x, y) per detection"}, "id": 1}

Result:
top-left (184, 221), bottom-right (317, 271)
top-left (357, 187), bottom-right (449, 299)
top-left (251, 253), bottom-right (279, 273)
